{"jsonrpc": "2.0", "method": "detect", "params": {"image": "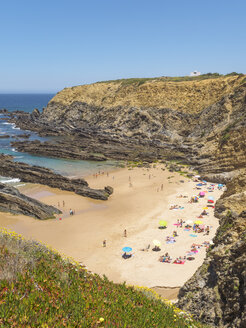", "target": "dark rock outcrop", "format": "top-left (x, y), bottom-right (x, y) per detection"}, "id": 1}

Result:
top-left (0, 182), bottom-right (61, 219)
top-left (0, 154), bottom-right (113, 201)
